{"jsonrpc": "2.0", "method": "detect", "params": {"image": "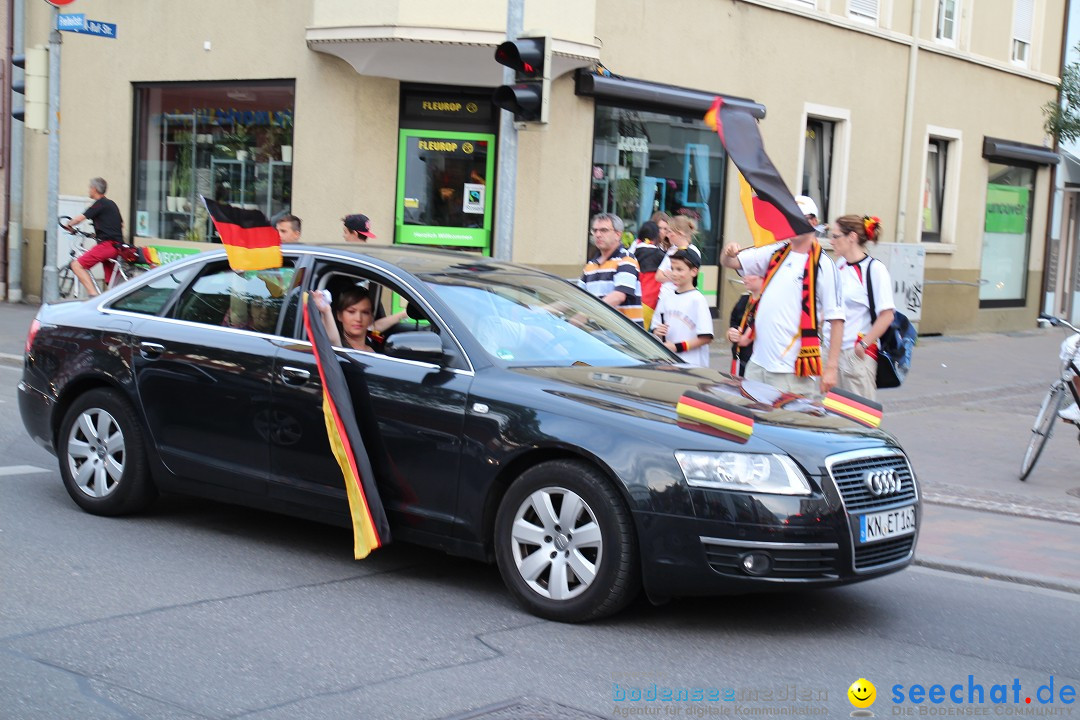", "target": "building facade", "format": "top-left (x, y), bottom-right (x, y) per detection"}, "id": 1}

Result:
top-left (6, 0), bottom-right (1069, 334)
